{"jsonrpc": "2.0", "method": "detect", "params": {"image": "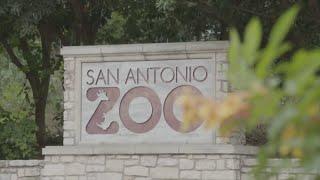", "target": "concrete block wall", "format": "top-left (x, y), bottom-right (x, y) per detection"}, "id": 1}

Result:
top-left (0, 160), bottom-right (43, 180)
